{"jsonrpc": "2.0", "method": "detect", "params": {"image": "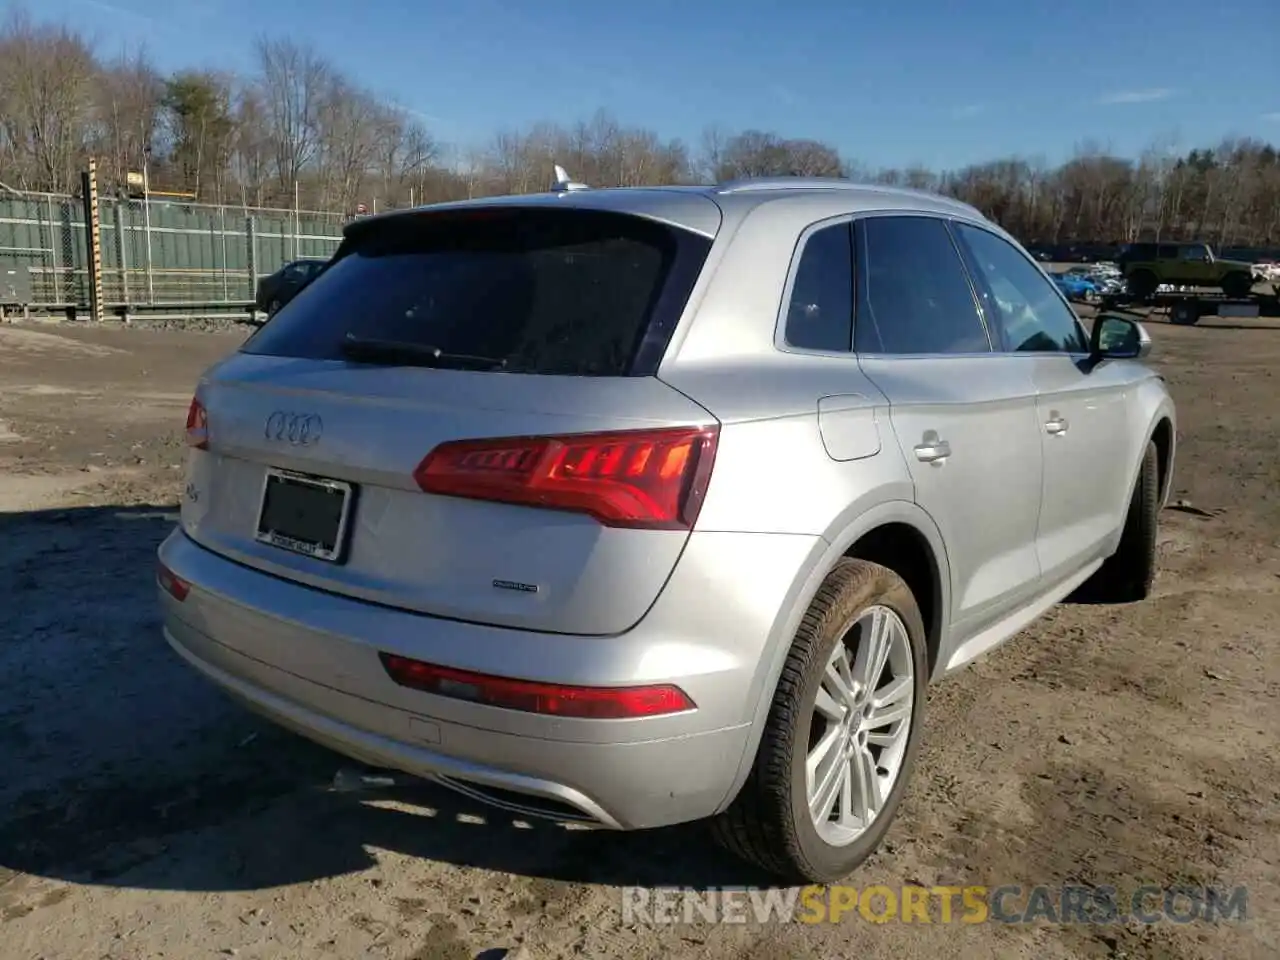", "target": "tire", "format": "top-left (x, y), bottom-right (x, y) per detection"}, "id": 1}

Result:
top-left (1082, 441), bottom-right (1160, 603)
top-left (711, 559), bottom-right (928, 883)
top-left (1169, 301), bottom-right (1200, 326)
top-left (268, 298), bottom-right (283, 317)
top-left (1221, 272), bottom-right (1252, 299)
top-left (1126, 270), bottom-right (1158, 299)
